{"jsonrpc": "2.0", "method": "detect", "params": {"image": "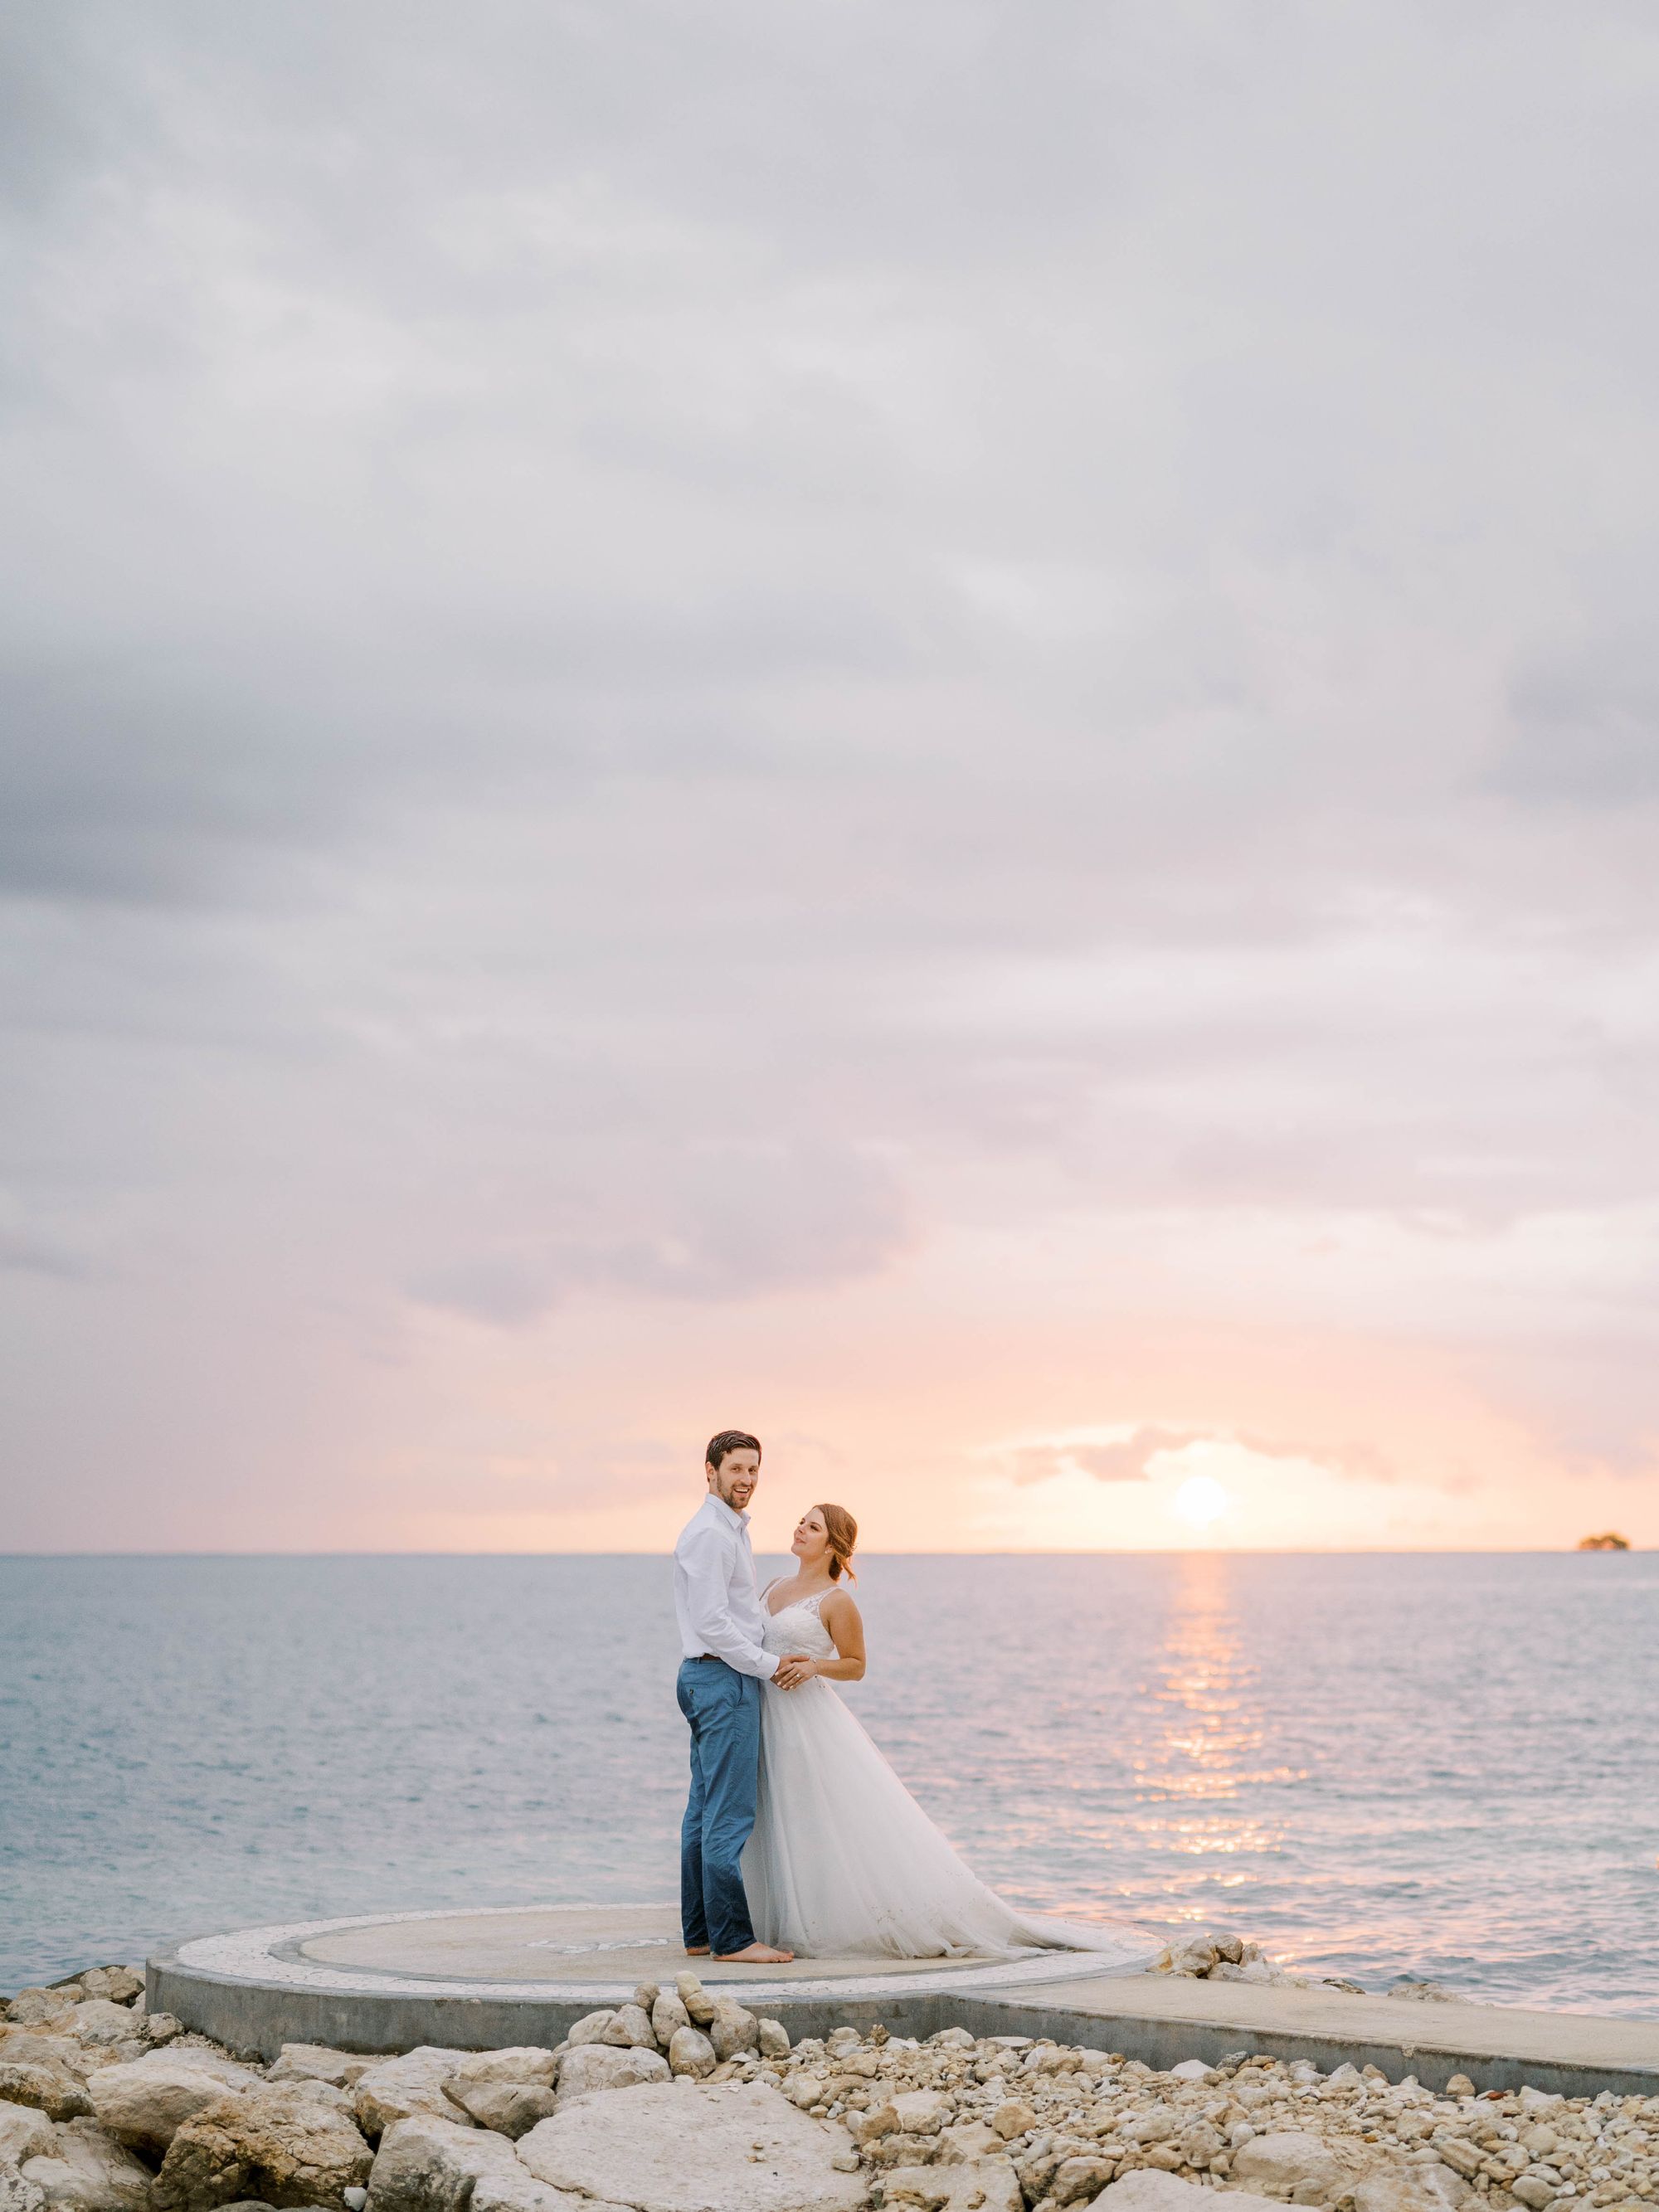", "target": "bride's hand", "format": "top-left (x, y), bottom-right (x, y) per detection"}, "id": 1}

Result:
top-left (774, 1653), bottom-right (816, 1689)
